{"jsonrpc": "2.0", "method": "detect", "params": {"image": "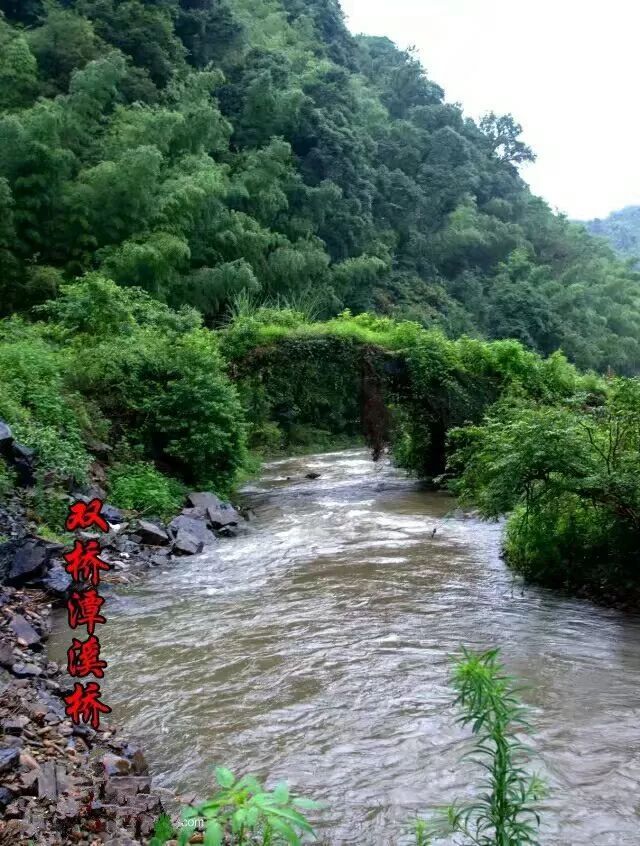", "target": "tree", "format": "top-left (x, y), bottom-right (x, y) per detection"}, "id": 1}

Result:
top-left (479, 111), bottom-right (536, 165)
